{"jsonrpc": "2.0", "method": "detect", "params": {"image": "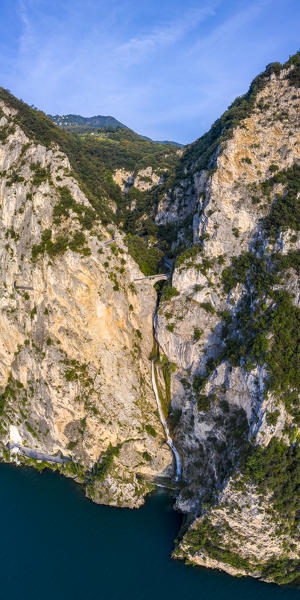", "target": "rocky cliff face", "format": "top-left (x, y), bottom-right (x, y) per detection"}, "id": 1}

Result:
top-left (0, 54), bottom-right (299, 585)
top-left (154, 61), bottom-right (300, 583)
top-left (113, 166), bottom-right (164, 192)
top-left (0, 100), bottom-right (172, 508)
